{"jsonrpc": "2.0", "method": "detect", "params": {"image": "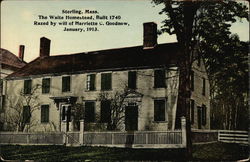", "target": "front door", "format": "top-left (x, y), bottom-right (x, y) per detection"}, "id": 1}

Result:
top-left (61, 105), bottom-right (71, 131)
top-left (197, 107), bottom-right (202, 129)
top-left (125, 105), bottom-right (138, 131)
